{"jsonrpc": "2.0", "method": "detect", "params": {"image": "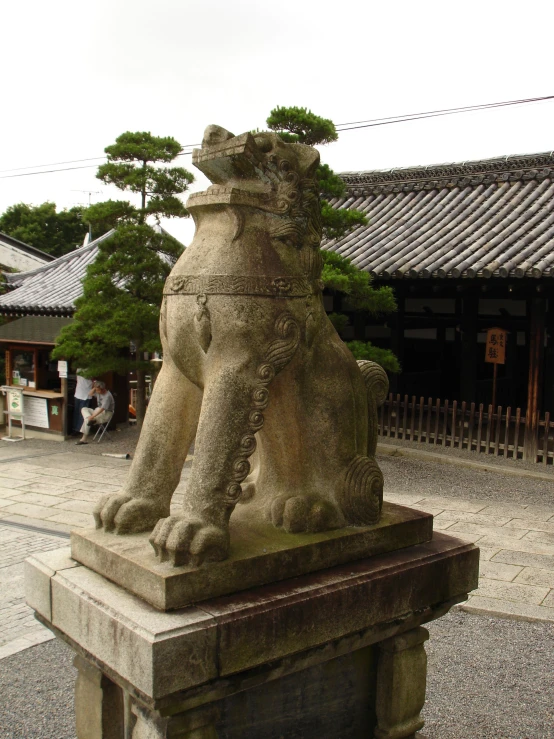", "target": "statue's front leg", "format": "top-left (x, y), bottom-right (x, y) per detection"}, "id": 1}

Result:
top-left (149, 352), bottom-right (270, 566)
top-left (94, 356), bottom-right (202, 534)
